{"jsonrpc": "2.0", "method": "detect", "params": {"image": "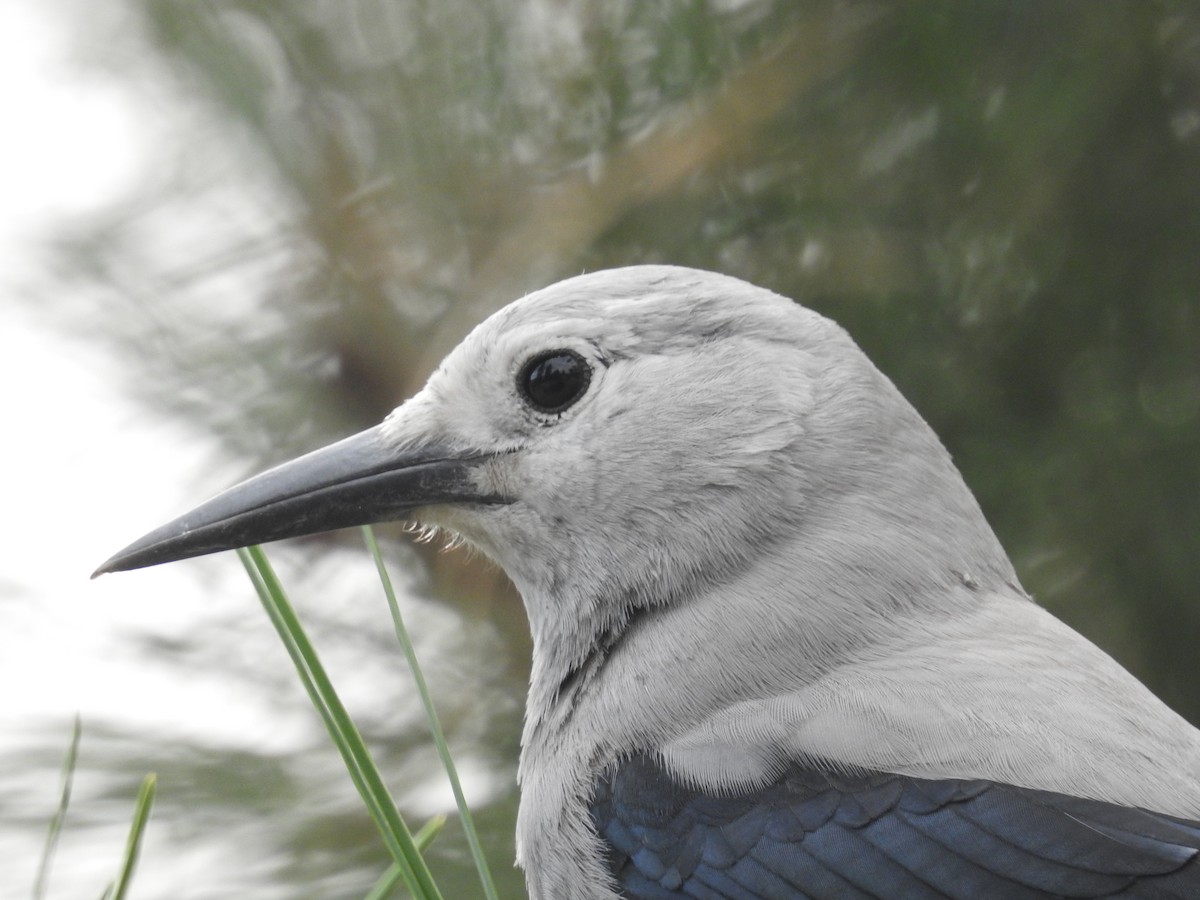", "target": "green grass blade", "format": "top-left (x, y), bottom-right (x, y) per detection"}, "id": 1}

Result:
top-left (361, 527), bottom-right (500, 900)
top-left (363, 864), bottom-right (405, 900)
top-left (33, 714), bottom-right (82, 900)
top-left (106, 773), bottom-right (156, 900)
top-left (364, 817), bottom-right (446, 900)
top-left (237, 546), bottom-right (443, 900)
top-left (412, 814), bottom-right (447, 853)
